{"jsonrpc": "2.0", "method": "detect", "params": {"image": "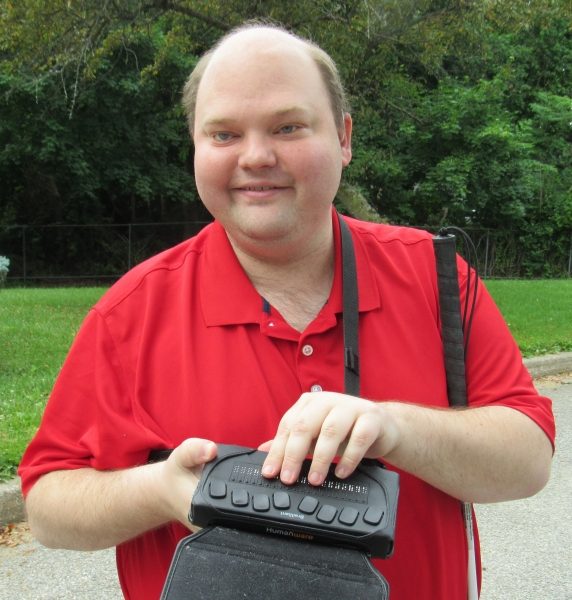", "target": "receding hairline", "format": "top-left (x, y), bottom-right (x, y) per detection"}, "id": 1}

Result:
top-left (200, 28), bottom-right (321, 90)
top-left (182, 24), bottom-right (349, 134)
top-left (212, 25), bottom-right (314, 59)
